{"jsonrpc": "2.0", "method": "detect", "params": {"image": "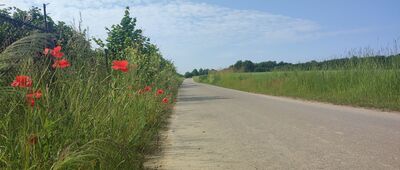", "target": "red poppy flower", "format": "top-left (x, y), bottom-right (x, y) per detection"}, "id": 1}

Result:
top-left (43, 48), bottom-right (50, 55)
top-left (156, 89), bottom-right (164, 95)
top-left (26, 90), bottom-right (42, 99)
top-left (26, 90), bottom-right (42, 107)
top-left (11, 75), bottom-right (33, 88)
top-left (162, 97), bottom-right (169, 104)
top-left (52, 59), bottom-right (70, 69)
top-left (144, 86), bottom-right (151, 92)
top-left (50, 46), bottom-right (64, 58)
top-left (112, 60), bottom-right (129, 72)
